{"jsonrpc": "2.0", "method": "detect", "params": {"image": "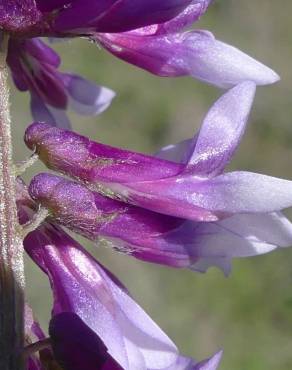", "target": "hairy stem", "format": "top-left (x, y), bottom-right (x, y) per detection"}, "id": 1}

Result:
top-left (0, 35), bottom-right (25, 369)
